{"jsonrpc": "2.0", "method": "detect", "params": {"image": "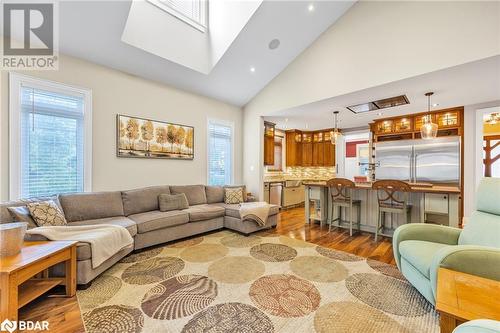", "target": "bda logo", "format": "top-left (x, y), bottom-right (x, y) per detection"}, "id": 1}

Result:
top-left (0, 319), bottom-right (16, 333)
